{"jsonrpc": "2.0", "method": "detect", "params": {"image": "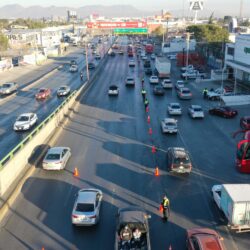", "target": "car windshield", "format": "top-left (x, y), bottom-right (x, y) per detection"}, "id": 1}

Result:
top-left (59, 87), bottom-right (66, 90)
top-left (2, 83), bottom-right (11, 88)
top-left (174, 156), bottom-right (190, 164)
top-left (17, 116), bottom-right (29, 122)
top-left (110, 86), bottom-right (117, 90)
top-left (166, 122), bottom-right (176, 126)
top-left (46, 153), bottom-right (60, 160)
top-left (194, 107), bottom-right (202, 112)
top-left (182, 90), bottom-right (190, 94)
top-left (39, 89), bottom-right (45, 93)
top-left (127, 78), bottom-right (133, 81)
top-left (172, 105), bottom-right (180, 109)
top-left (76, 203), bottom-right (94, 212)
